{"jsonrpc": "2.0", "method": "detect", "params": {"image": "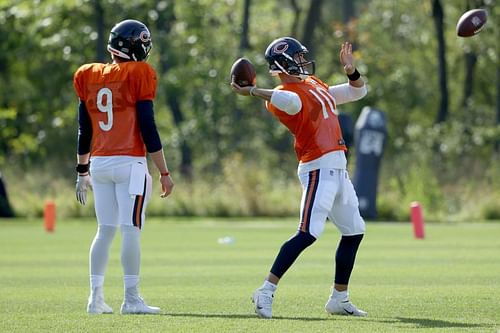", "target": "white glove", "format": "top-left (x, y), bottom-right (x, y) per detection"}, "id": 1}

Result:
top-left (76, 174), bottom-right (92, 205)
